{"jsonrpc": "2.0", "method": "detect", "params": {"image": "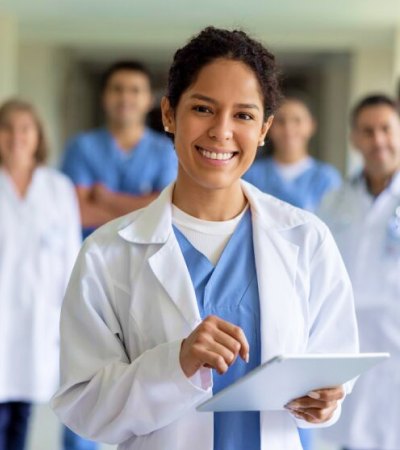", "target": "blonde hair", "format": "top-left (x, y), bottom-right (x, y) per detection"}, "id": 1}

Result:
top-left (0, 98), bottom-right (49, 165)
